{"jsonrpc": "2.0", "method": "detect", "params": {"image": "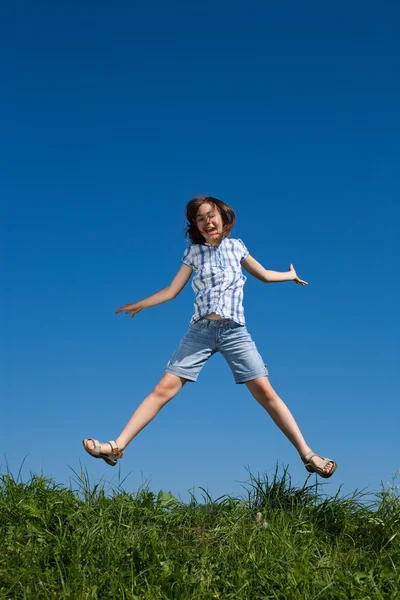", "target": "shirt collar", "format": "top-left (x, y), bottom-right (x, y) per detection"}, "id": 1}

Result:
top-left (204, 238), bottom-right (226, 248)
